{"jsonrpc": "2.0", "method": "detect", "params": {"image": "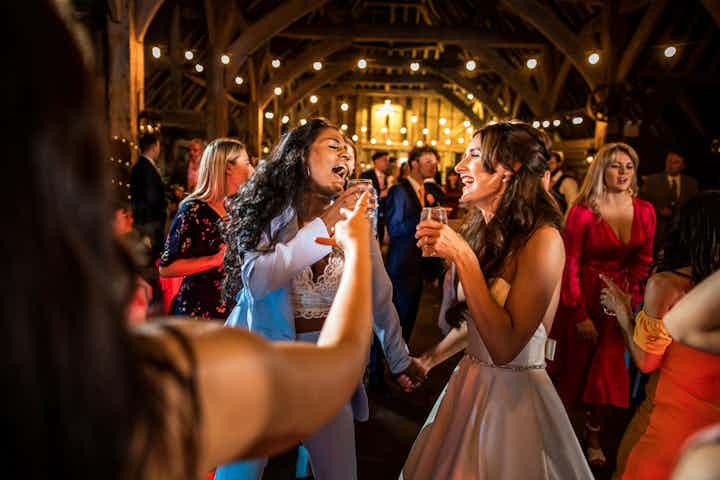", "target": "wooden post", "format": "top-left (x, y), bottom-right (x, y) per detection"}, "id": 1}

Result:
top-left (206, 43), bottom-right (229, 138)
top-left (107, 1), bottom-right (144, 143)
top-left (169, 3), bottom-right (182, 110)
top-left (247, 100), bottom-right (263, 161)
